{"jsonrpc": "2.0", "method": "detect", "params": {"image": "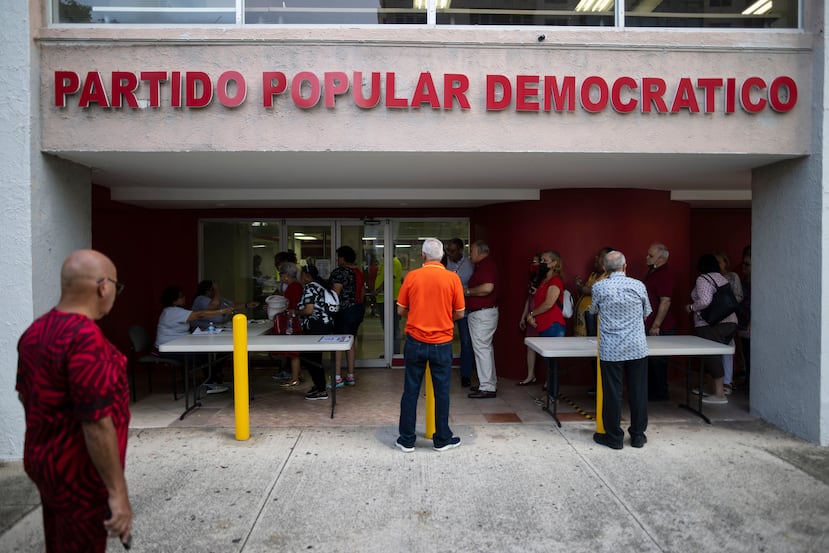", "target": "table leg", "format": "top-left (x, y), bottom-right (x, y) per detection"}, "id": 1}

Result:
top-left (543, 360), bottom-right (561, 428)
top-left (678, 358), bottom-right (711, 424)
top-left (329, 351), bottom-right (336, 419)
top-left (180, 355), bottom-right (202, 420)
